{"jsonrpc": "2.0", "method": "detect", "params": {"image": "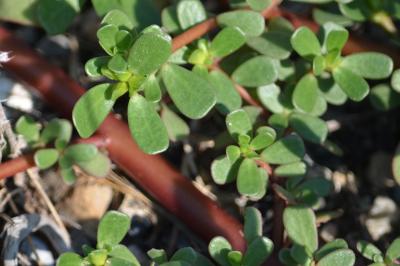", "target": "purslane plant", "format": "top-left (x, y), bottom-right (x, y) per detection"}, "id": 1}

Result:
top-left (15, 115), bottom-right (110, 183)
top-left (357, 239), bottom-right (400, 266)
